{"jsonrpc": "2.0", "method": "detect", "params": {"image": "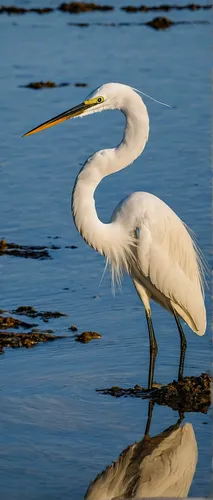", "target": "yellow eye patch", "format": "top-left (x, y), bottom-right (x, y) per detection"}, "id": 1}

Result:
top-left (84, 96), bottom-right (104, 106)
